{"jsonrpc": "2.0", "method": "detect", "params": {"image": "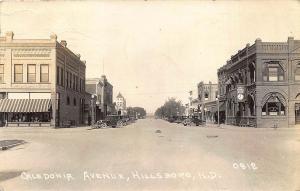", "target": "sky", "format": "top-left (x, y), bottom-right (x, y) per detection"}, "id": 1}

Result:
top-left (1, 0), bottom-right (300, 113)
